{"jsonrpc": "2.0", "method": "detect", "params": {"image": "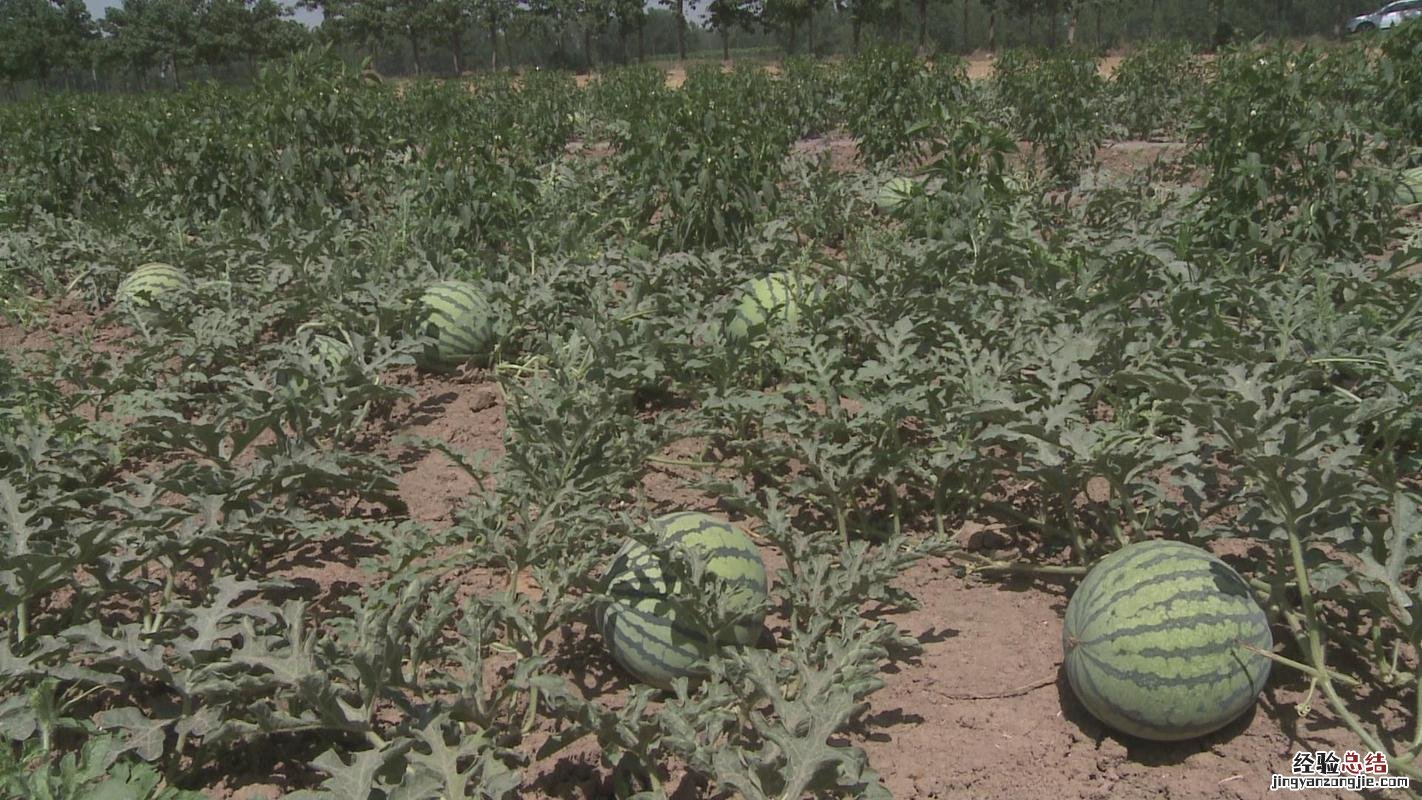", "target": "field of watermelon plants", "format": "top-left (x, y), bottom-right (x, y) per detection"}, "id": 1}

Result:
top-left (3, 30), bottom-right (1422, 800)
